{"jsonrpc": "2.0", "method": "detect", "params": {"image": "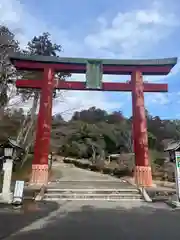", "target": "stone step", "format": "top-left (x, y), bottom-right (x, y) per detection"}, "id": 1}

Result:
top-left (43, 188), bottom-right (143, 201)
top-left (46, 188), bottom-right (139, 193)
top-left (48, 180), bottom-right (132, 189)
